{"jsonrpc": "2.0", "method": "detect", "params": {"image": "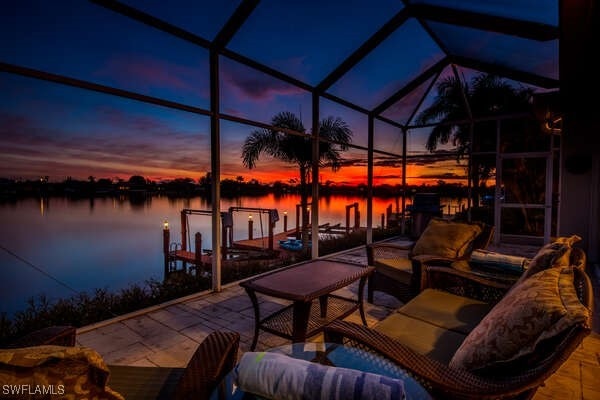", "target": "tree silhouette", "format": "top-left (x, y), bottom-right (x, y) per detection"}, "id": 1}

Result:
top-left (242, 111), bottom-right (352, 248)
top-left (415, 73), bottom-right (535, 205)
